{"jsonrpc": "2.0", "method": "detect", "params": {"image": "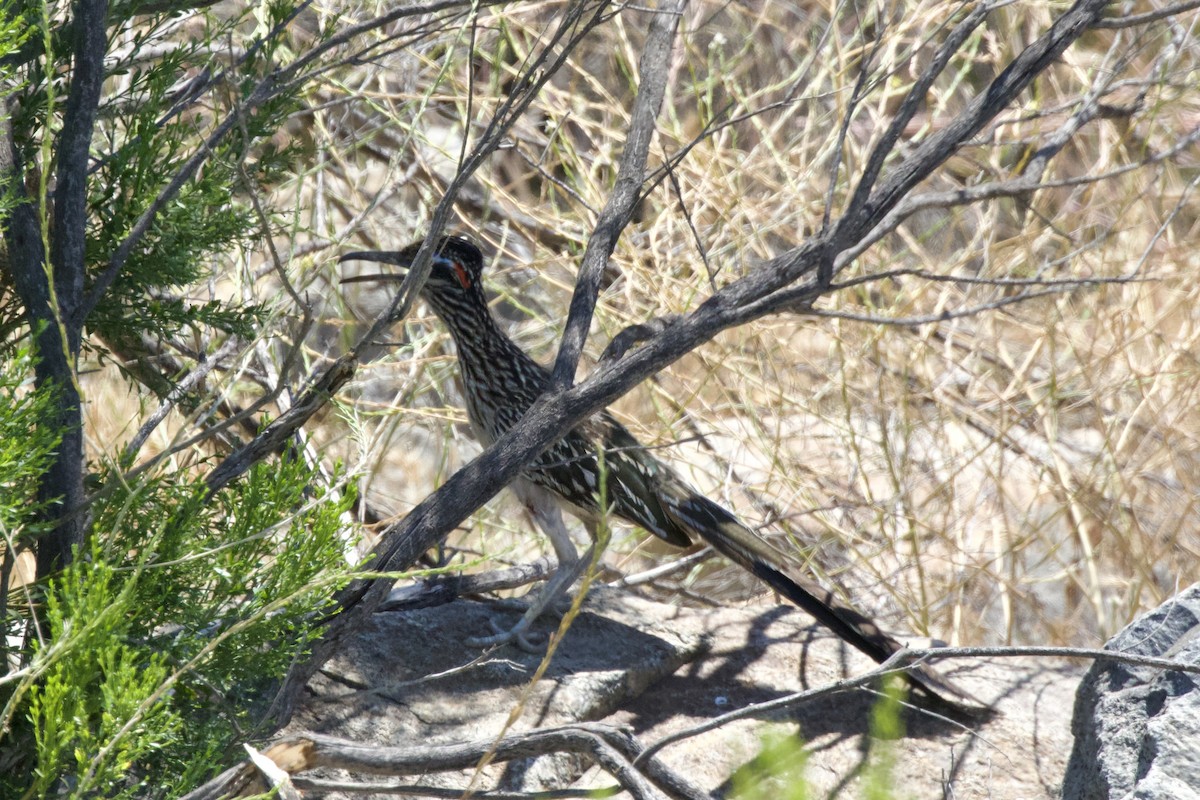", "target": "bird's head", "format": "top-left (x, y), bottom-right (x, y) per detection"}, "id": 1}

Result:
top-left (340, 235), bottom-right (486, 307)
